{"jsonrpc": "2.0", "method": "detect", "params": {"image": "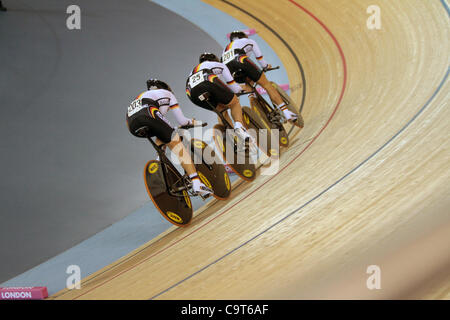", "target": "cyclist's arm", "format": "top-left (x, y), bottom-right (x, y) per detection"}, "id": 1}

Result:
top-left (221, 63), bottom-right (242, 94)
top-left (168, 92), bottom-right (192, 126)
top-left (248, 39), bottom-right (269, 69)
